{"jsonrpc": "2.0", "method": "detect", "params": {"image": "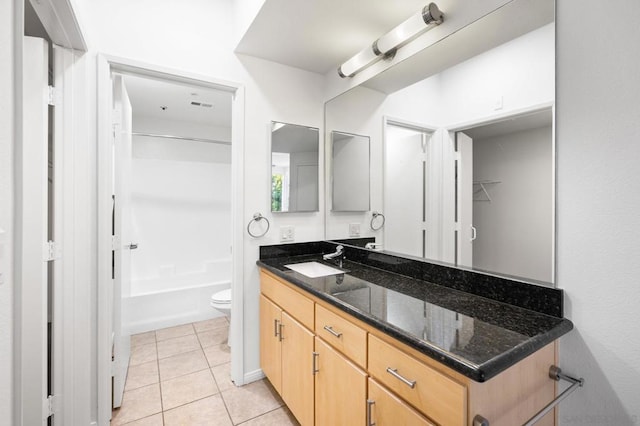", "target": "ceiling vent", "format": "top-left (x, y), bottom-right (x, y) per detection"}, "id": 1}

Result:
top-left (190, 101), bottom-right (213, 108)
